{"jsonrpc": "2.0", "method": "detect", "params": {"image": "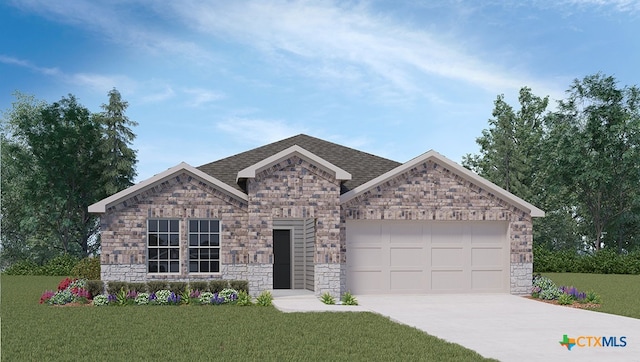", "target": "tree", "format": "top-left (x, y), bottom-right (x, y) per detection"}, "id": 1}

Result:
top-left (96, 88), bottom-right (138, 195)
top-left (545, 73), bottom-right (640, 251)
top-left (463, 87), bottom-right (548, 203)
top-left (1, 90), bottom-right (138, 261)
